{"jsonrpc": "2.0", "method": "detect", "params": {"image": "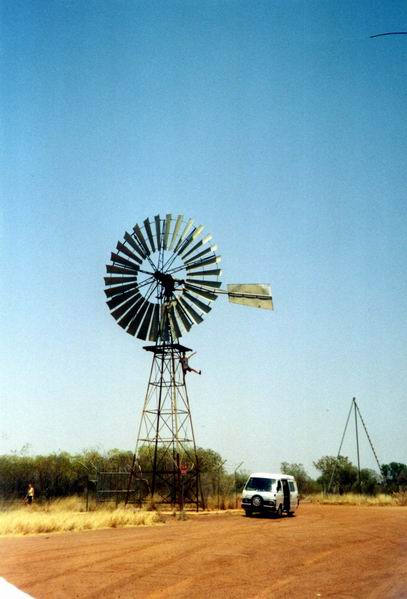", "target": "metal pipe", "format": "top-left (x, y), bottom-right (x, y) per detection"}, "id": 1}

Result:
top-left (354, 398), bottom-right (361, 492)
